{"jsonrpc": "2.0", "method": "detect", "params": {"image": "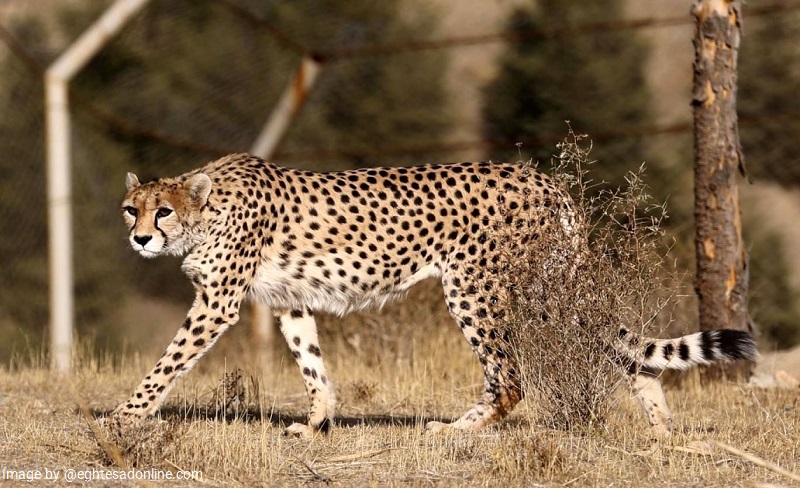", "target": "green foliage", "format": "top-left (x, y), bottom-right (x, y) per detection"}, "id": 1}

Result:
top-left (276, 1), bottom-right (451, 169)
top-left (739, 5), bottom-right (800, 185)
top-left (0, 21), bottom-right (51, 358)
top-left (0, 0), bottom-right (450, 360)
top-left (482, 0), bottom-right (652, 186)
top-left (746, 219), bottom-right (800, 349)
top-left (737, 6), bottom-right (800, 348)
